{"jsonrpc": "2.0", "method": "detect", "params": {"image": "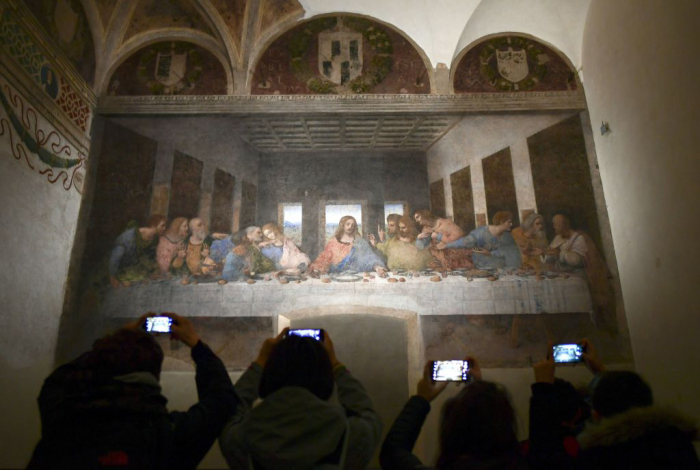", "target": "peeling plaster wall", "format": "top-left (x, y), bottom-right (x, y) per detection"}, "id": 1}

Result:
top-left (0, 87), bottom-right (83, 467)
top-left (582, 0), bottom-right (700, 425)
